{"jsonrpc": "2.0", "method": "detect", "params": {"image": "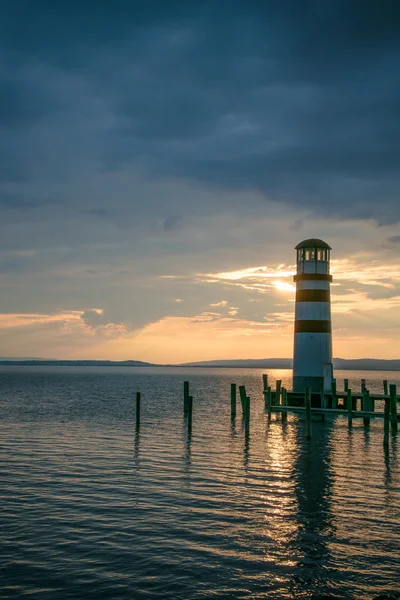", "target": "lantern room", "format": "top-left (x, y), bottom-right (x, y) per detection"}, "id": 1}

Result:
top-left (295, 238), bottom-right (332, 276)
